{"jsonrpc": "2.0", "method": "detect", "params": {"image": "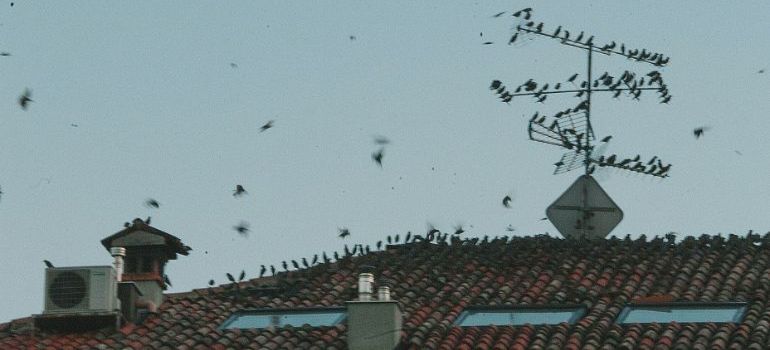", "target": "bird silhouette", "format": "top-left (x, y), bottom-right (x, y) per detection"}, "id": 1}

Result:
top-left (291, 260), bottom-right (299, 269)
top-left (567, 73), bottom-right (579, 83)
top-left (230, 62), bottom-right (238, 68)
top-left (492, 11), bottom-right (505, 17)
top-left (508, 33), bottom-right (518, 45)
top-left (233, 185), bottom-right (247, 197)
top-left (270, 265), bottom-right (276, 275)
top-left (482, 41), bottom-right (493, 45)
top-left (575, 31), bottom-right (584, 42)
top-left (233, 221), bottom-right (250, 236)
top-left (338, 227), bottom-right (351, 239)
top-left (226, 273), bottom-right (235, 283)
top-left (43, 260), bottom-right (54, 268)
top-left (259, 120), bottom-right (274, 132)
top-left (601, 135), bottom-right (612, 142)
top-left (145, 216), bottom-right (151, 225)
top-left (163, 274), bottom-right (172, 288)
top-left (0, 52), bottom-right (10, 56)
top-left (282, 261), bottom-right (288, 270)
top-left (259, 265), bottom-right (266, 277)
top-left (238, 270), bottom-right (245, 281)
top-left (301, 257), bottom-right (309, 268)
top-left (453, 224), bottom-right (465, 235)
top-left (502, 195), bottom-right (513, 208)
top-left (693, 127), bottom-right (709, 139)
top-left (553, 26), bottom-right (561, 37)
top-left (18, 88), bottom-right (32, 110)
top-left (372, 148), bottom-right (384, 167)
top-left (145, 199), bottom-right (160, 208)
